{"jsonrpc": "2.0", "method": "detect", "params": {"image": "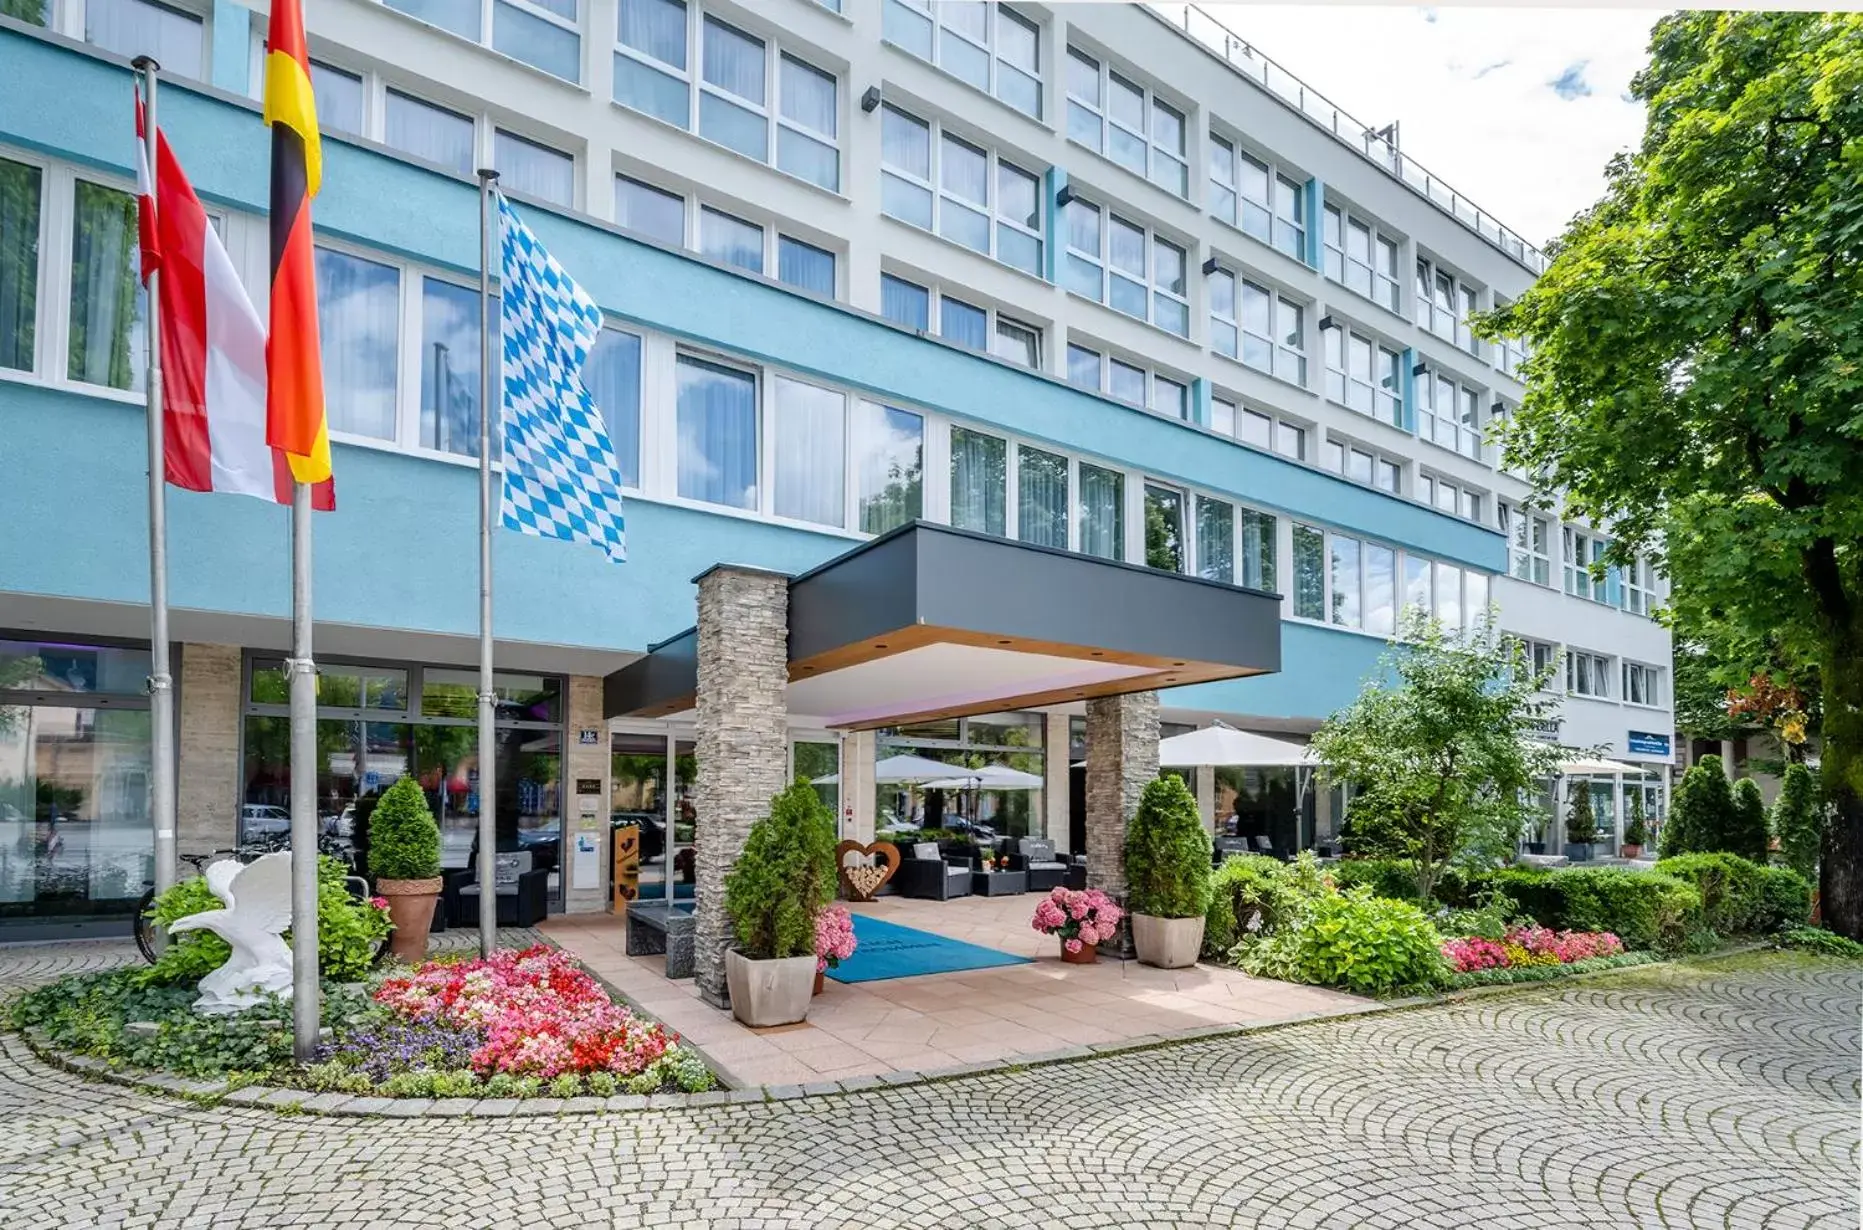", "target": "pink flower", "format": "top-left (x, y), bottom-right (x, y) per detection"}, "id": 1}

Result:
top-left (369, 896), bottom-right (389, 910)
top-left (1064, 938), bottom-right (1083, 954)
top-left (1050, 885), bottom-right (1067, 902)
top-left (1077, 924), bottom-right (1099, 946)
